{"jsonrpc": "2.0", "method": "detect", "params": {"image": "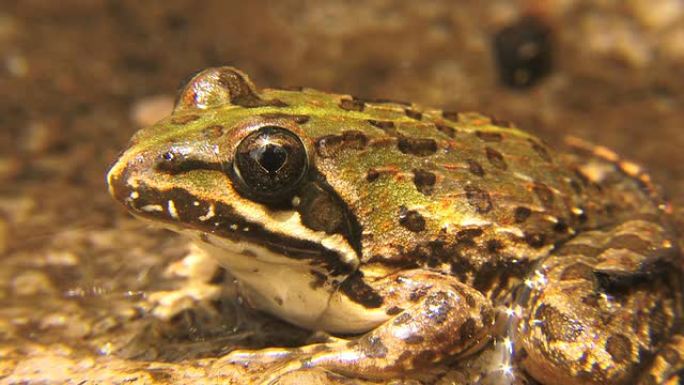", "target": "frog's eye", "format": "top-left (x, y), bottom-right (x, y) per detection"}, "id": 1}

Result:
top-left (232, 126), bottom-right (308, 202)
